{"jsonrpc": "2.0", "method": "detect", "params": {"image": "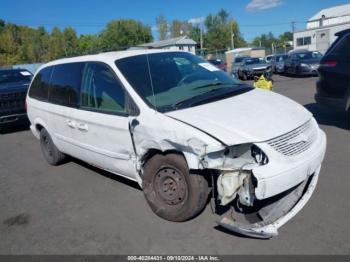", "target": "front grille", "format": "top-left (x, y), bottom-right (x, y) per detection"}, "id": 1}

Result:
top-left (0, 91), bottom-right (27, 110)
top-left (267, 120), bottom-right (318, 157)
